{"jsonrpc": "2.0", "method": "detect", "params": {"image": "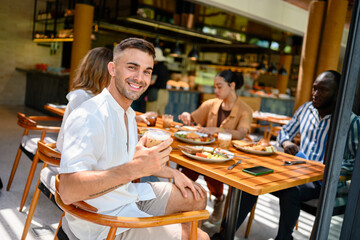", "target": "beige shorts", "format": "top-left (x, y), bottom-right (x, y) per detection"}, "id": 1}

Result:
top-left (115, 182), bottom-right (182, 240)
